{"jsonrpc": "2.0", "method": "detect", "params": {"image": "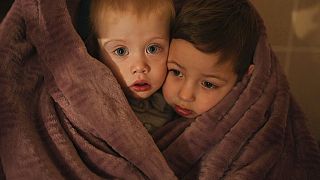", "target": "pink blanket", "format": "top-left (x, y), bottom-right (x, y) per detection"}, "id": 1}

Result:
top-left (1, 0), bottom-right (319, 179)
